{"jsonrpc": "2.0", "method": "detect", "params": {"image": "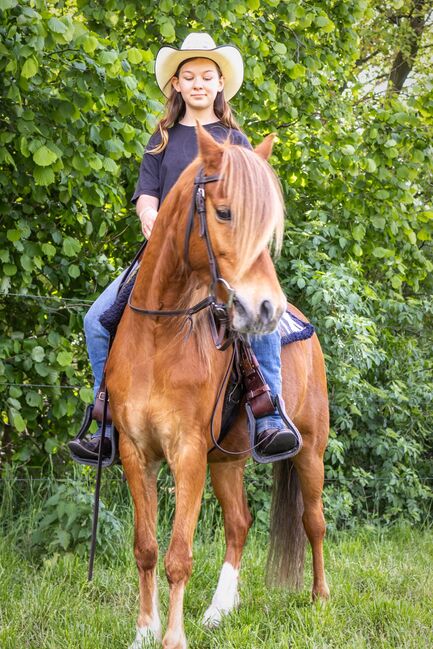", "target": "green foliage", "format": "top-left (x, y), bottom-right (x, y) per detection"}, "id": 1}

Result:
top-left (30, 476), bottom-right (123, 558)
top-left (1, 0), bottom-right (432, 525)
